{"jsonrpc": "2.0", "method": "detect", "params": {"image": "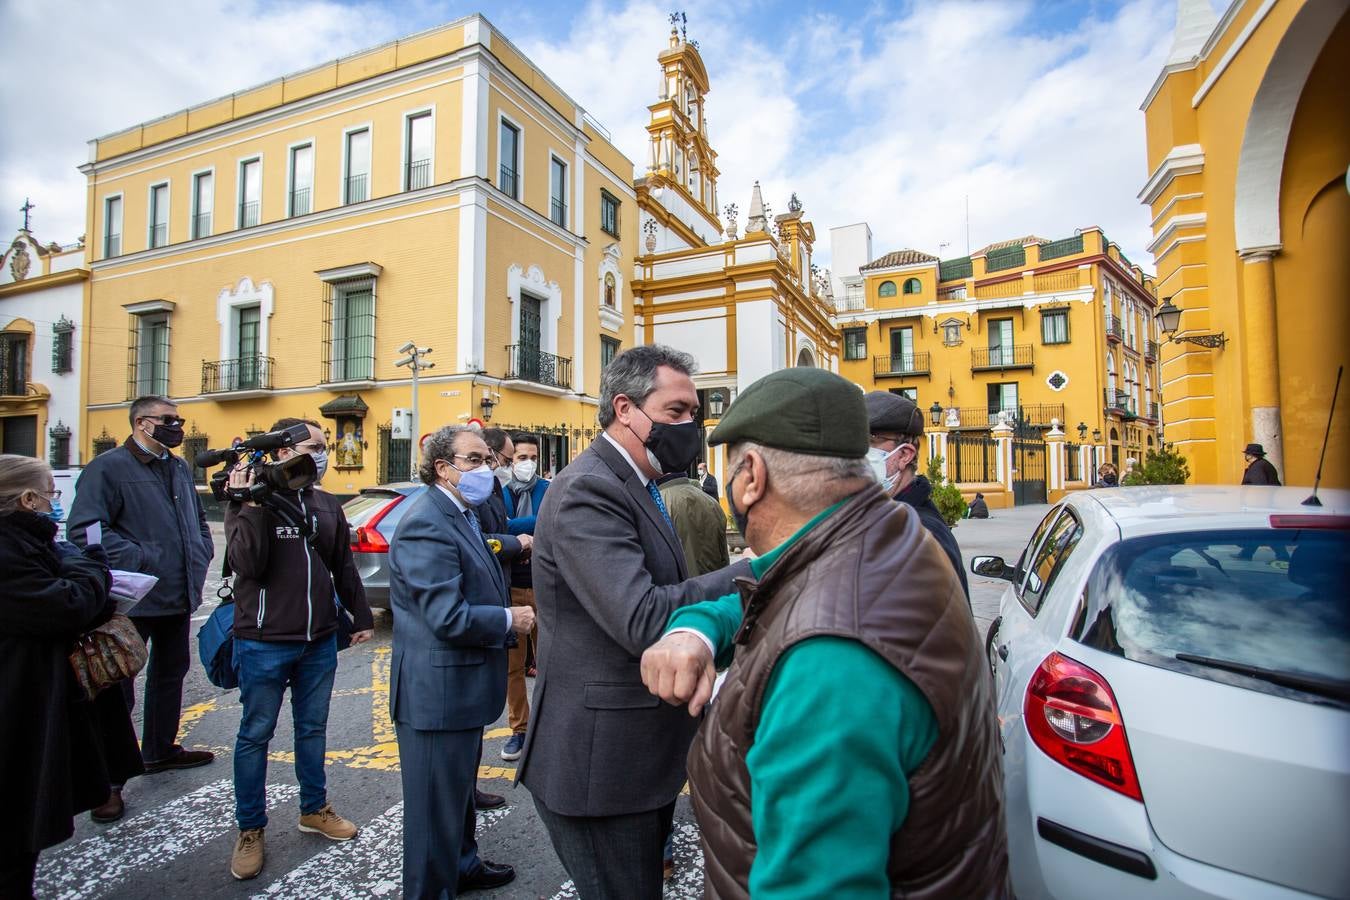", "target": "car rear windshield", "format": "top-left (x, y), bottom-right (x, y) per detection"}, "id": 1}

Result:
top-left (342, 492), bottom-right (402, 526)
top-left (1071, 527), bottom-right (1350, 706)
